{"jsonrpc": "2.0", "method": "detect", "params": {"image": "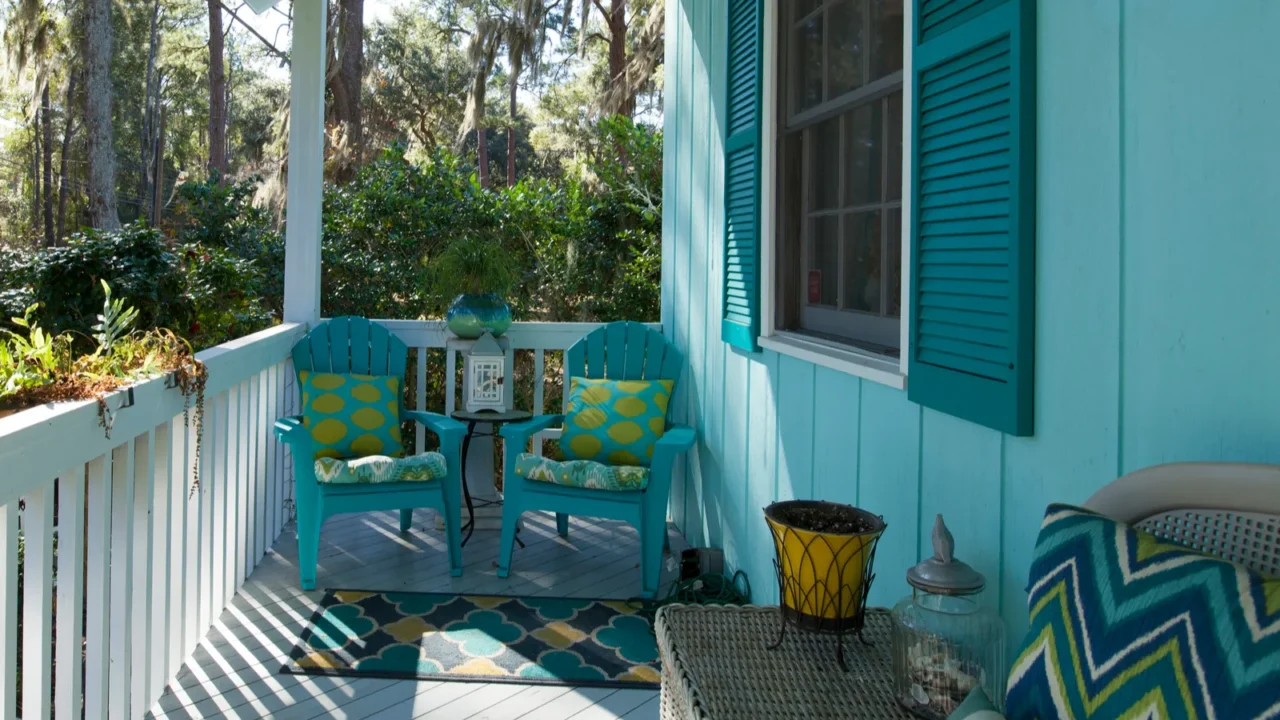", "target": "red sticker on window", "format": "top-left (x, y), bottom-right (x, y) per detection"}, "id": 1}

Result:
top-left (808, 270), bottom-right (822, 304)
